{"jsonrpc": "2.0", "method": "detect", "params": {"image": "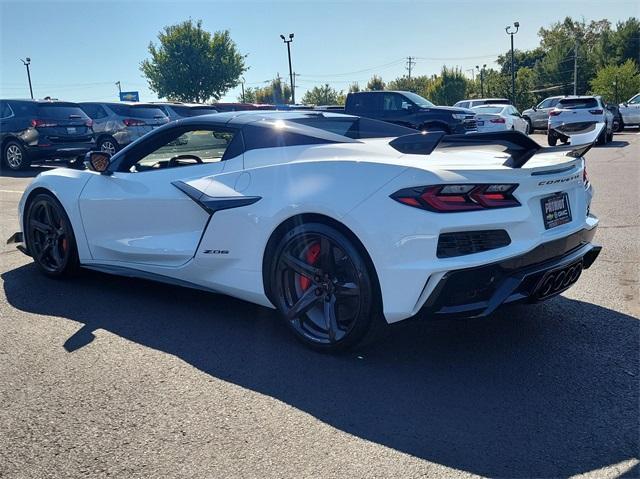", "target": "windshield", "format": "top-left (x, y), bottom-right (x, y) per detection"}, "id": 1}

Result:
top-left (402, 92), bottom-right (435, 108)
top-left (558, 98), bottom-right (598, 109)
top-left (472, 106), bottom-right (504, 114)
